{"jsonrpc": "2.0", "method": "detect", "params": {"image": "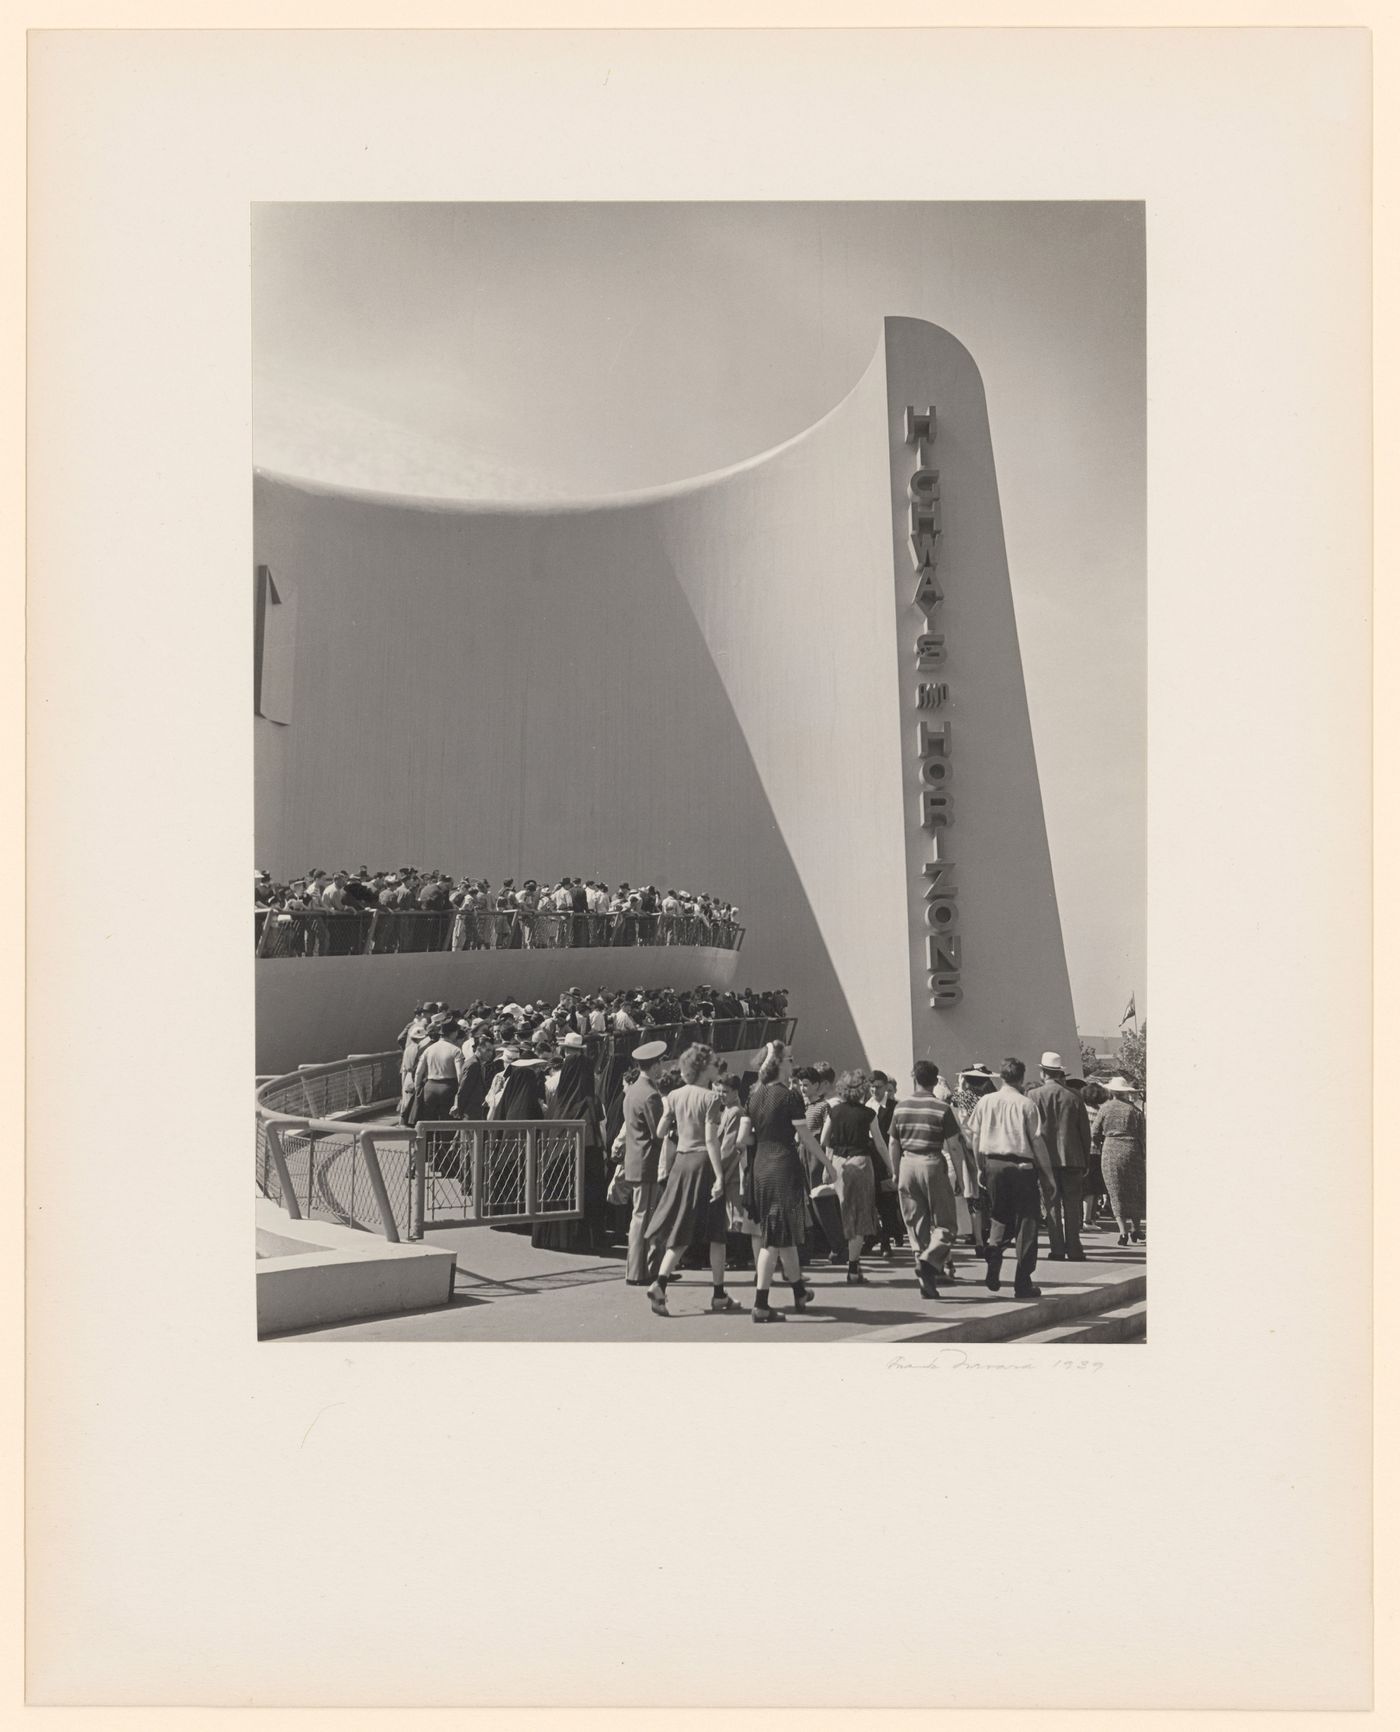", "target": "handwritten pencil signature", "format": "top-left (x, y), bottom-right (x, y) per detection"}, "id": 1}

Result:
top-left (886, 1349), bottom-right (1104, 1372)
